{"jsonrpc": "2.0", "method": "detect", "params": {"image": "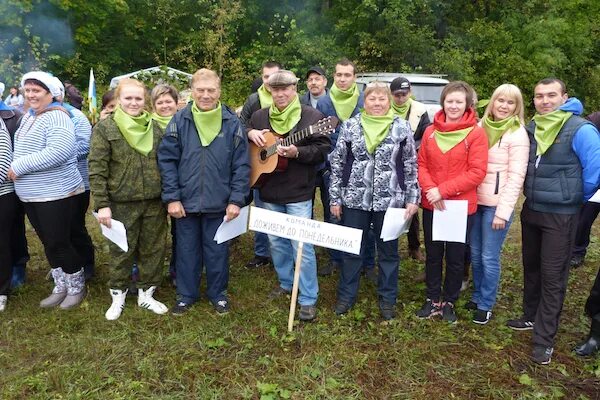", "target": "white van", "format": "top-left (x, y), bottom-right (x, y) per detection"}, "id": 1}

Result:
top-left (355, 73), bottom-right (449, 120)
